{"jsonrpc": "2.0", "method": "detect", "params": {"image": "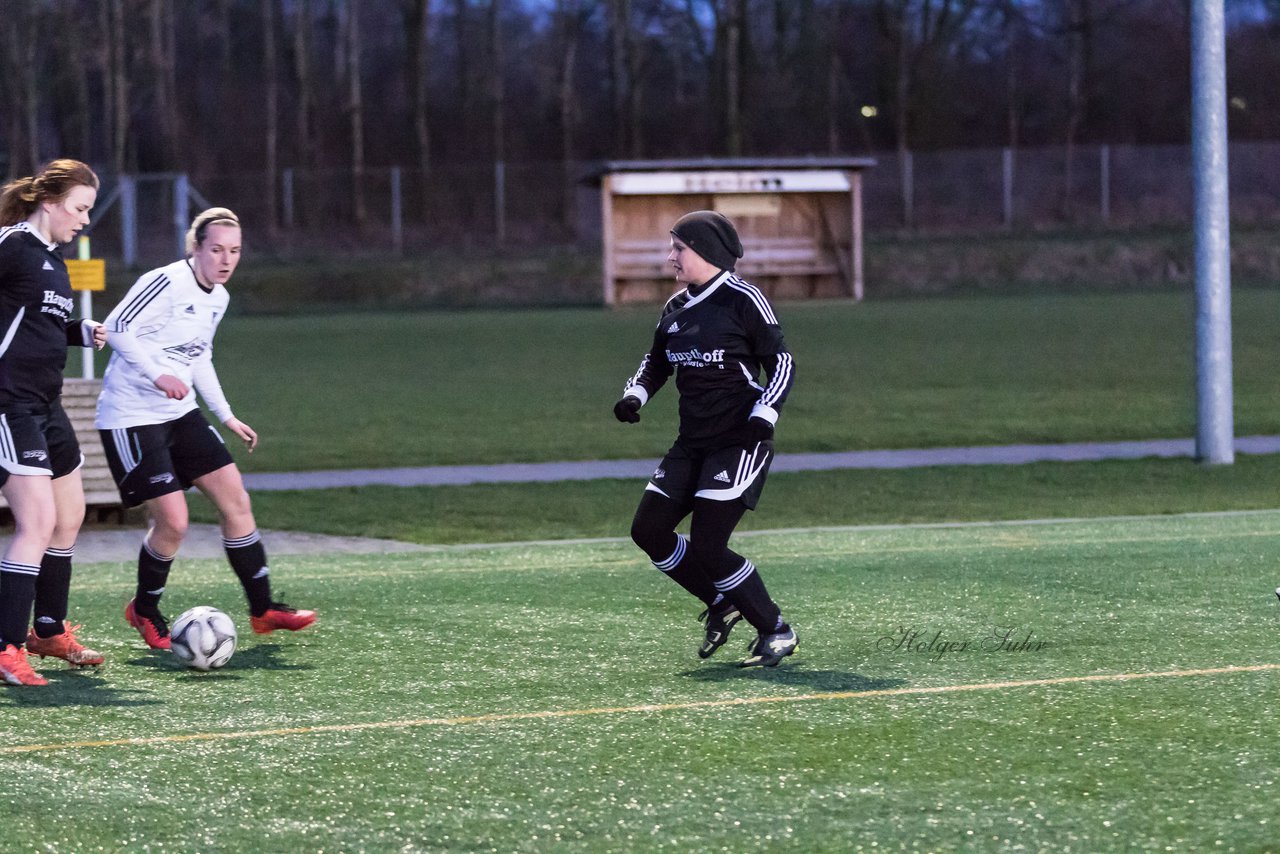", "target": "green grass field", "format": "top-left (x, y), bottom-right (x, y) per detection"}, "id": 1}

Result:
top-left (106, 289), bottom-right (1280, 472)
top-left (5, 510), bottom-right (1279, 850)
